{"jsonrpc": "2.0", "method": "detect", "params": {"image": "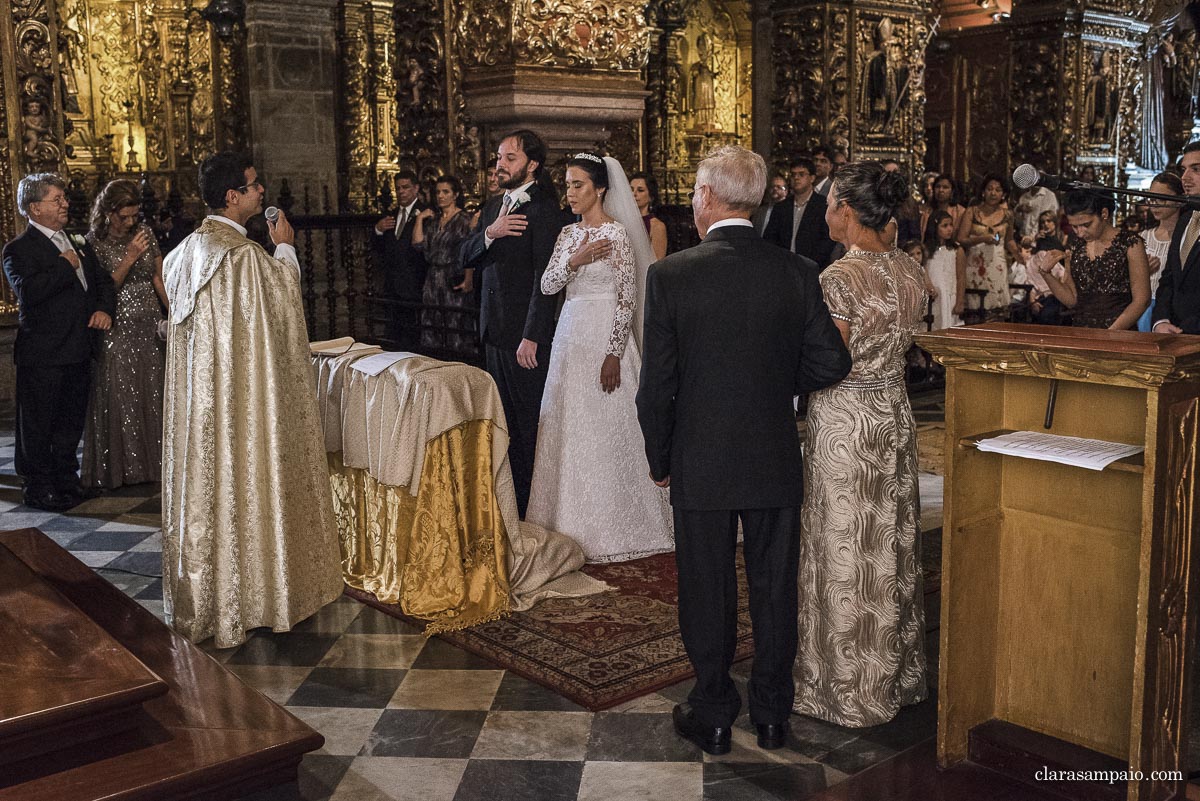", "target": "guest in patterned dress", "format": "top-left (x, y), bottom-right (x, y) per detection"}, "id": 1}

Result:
top-left (414, 175), bottom-right (476, 352)
top-left (1033, 189), bottom-right (1150, 330)
top-left (794, 160), bottom-right (929, 728)
top-left (81, 179), bottom-right (169, 490)
top-left (957, 174), bottom-right (1016, 316)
